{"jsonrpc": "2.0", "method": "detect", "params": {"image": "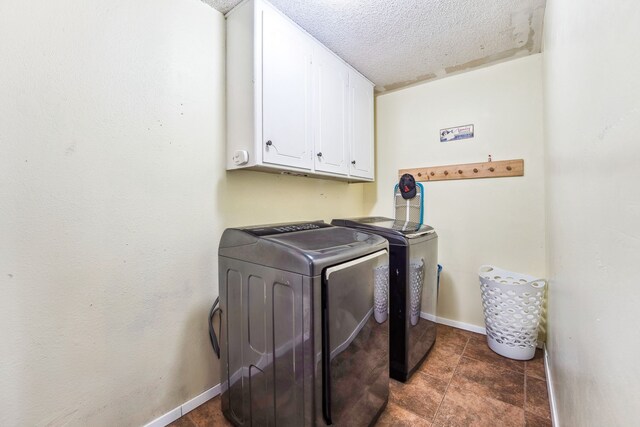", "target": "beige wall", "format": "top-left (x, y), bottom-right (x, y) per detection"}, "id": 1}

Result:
top-left (542, 2), bottom-right (640, 425)
top-left (0, 1), bottom-right (364, 425)
top-left (366, 55), bottom-right (546, 328)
